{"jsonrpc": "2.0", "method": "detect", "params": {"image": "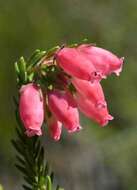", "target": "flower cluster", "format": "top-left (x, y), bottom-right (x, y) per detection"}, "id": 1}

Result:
top-left (18, 44), bottom-right (124, 141)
